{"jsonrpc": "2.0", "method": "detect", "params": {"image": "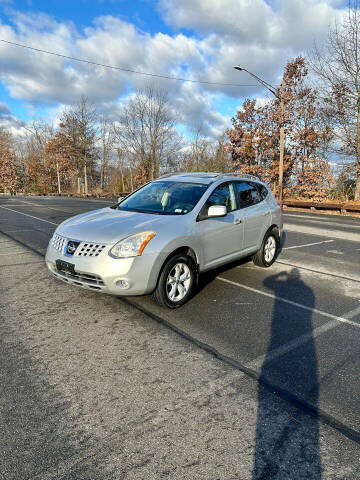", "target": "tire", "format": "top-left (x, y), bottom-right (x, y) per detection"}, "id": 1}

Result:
top-left (253, 230), bottom-right (279, 268)
top-left (152, 253), bottom-right (197, 308)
